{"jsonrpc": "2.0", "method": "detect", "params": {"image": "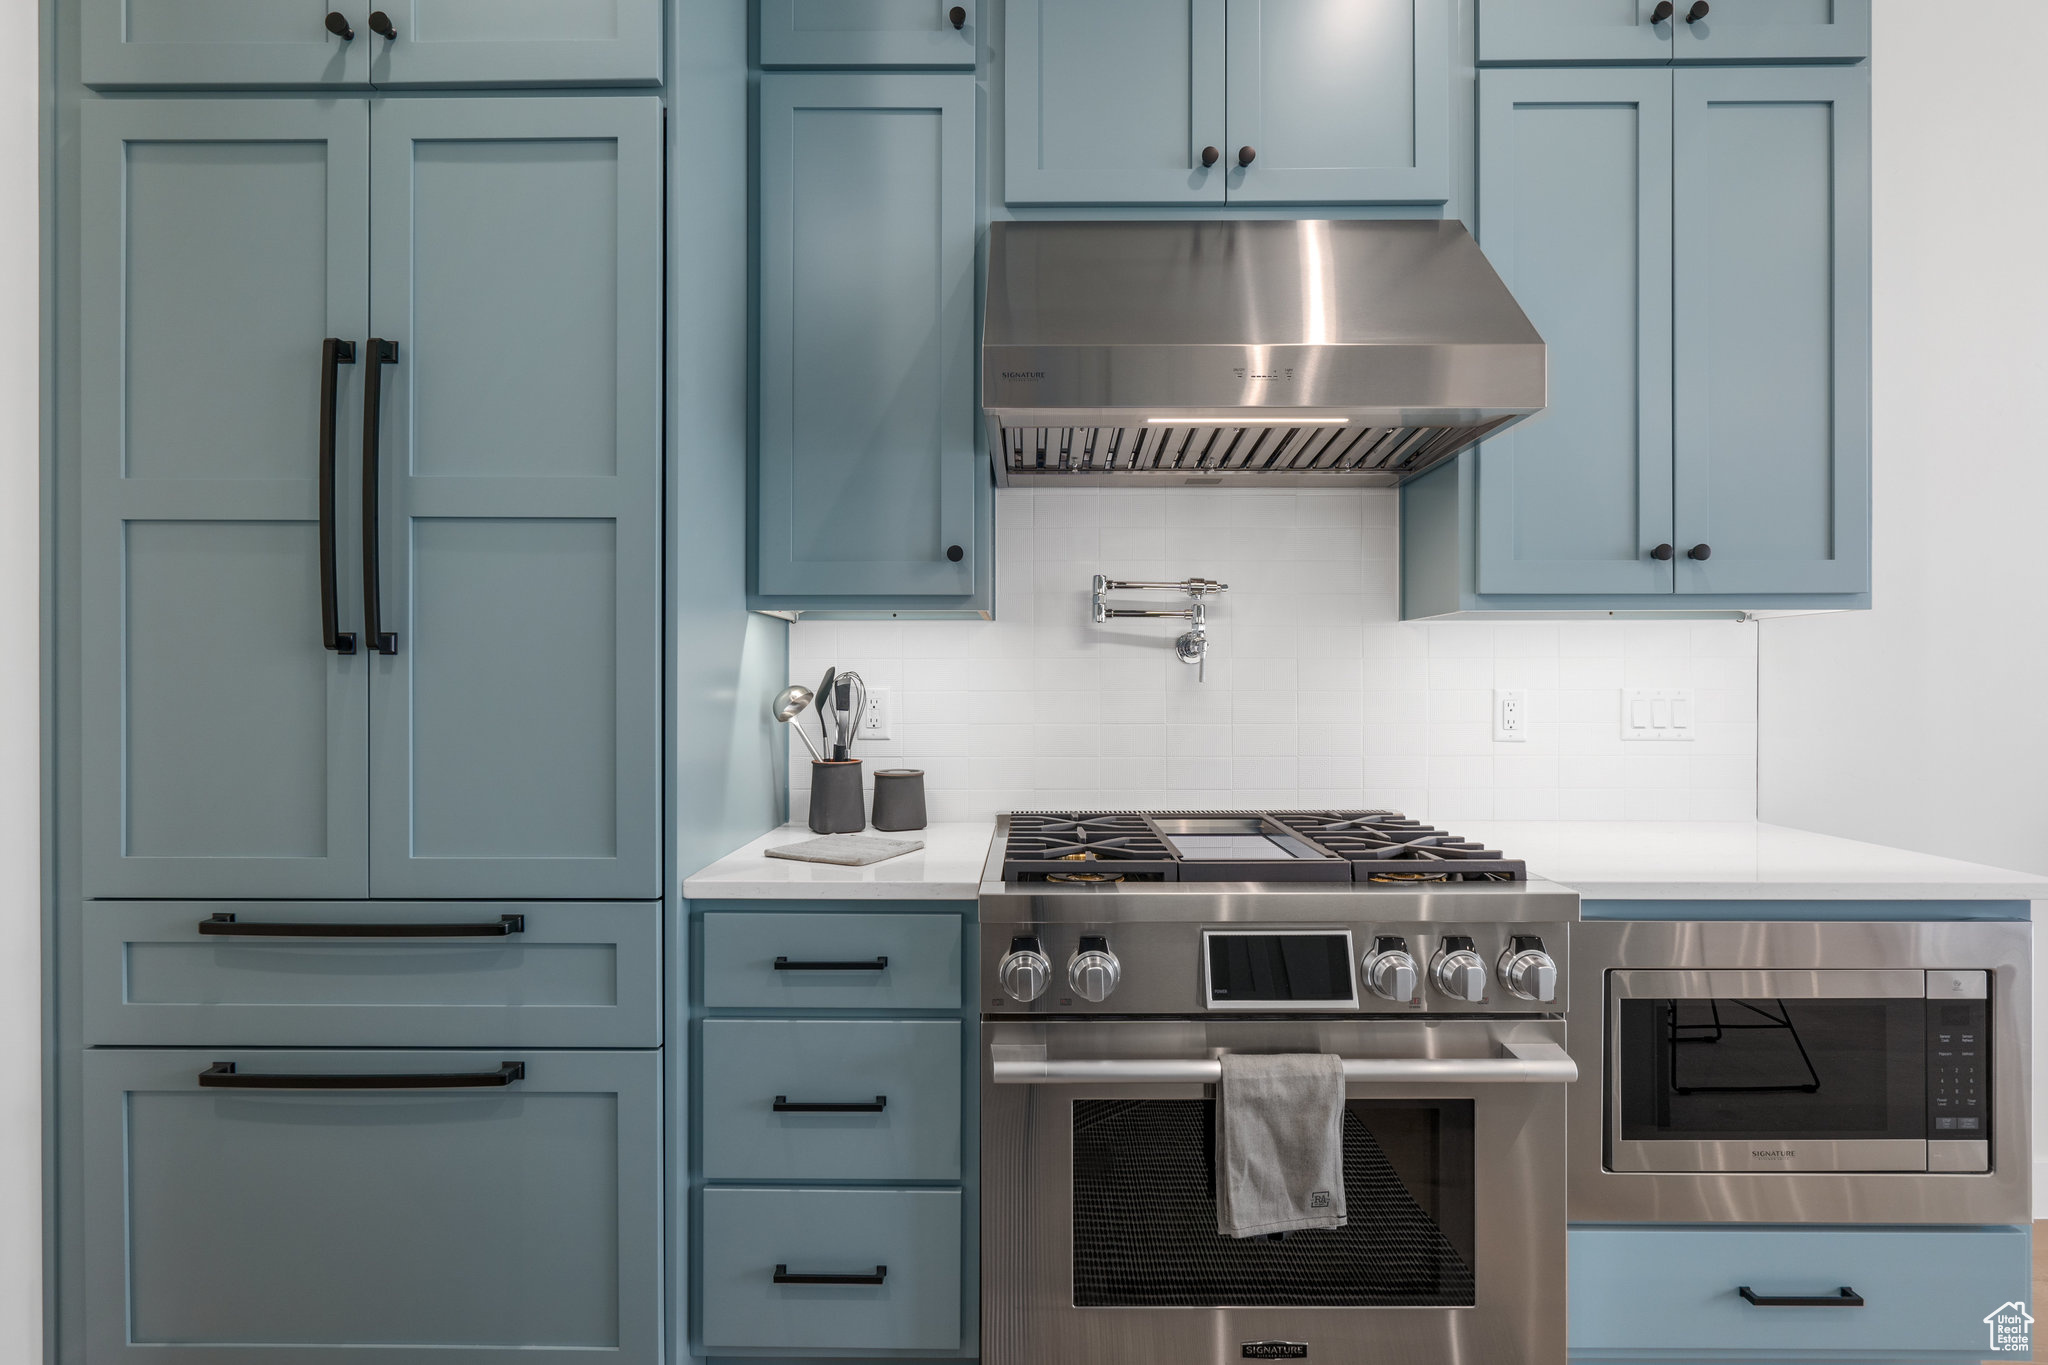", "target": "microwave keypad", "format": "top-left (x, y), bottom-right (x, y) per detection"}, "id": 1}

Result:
top-left (1927, 999), bottom-right (1989, 1135)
